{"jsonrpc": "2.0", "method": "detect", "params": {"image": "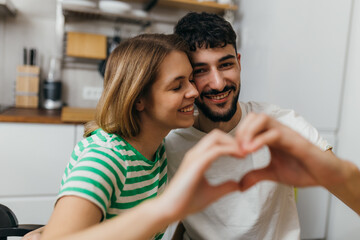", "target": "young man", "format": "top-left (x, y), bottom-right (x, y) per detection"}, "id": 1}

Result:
top-left (165, 12), bottom-right (333, 239)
